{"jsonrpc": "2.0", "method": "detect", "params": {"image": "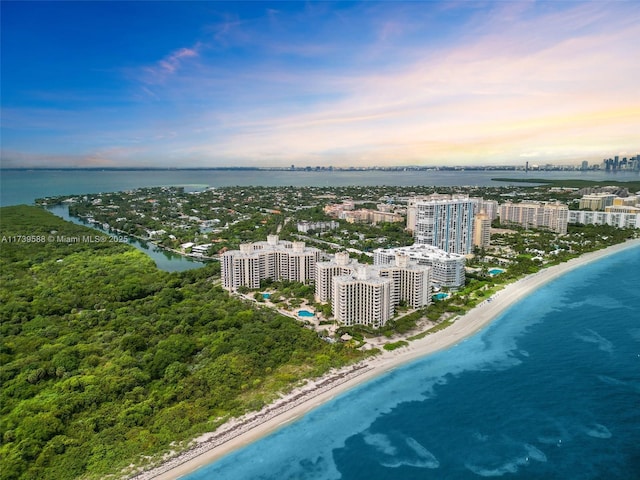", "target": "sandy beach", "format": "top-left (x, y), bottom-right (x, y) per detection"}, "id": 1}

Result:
top-left (130, 238), bottom-right (640, 480)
